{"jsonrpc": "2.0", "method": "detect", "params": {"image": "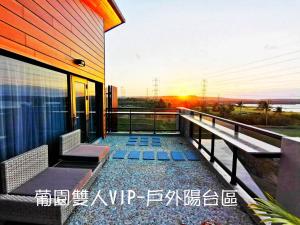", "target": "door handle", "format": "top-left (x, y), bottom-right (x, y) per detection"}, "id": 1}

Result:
top-left (73, 115), bottom-right (79, 120)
